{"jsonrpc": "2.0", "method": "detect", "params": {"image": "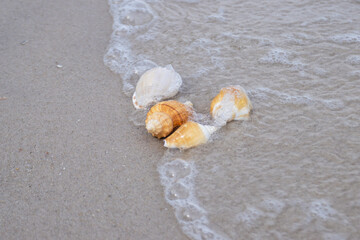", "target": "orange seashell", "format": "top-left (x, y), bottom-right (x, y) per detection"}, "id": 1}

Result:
top-left (146, 100), bottom-right (193, 138)
top-left (164, 121), bottom-right (218, 149)
top-left (210, 85), bottom-right (252, 125)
